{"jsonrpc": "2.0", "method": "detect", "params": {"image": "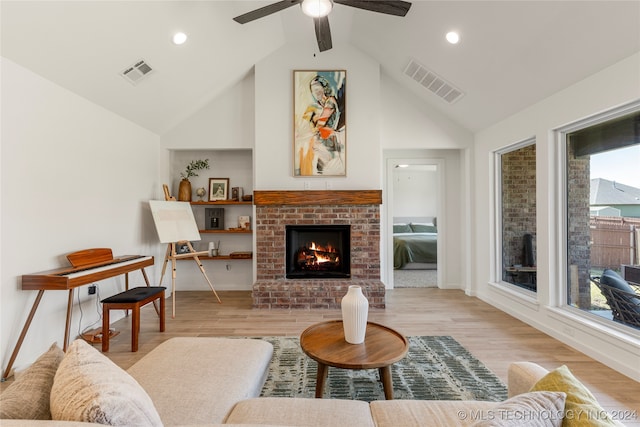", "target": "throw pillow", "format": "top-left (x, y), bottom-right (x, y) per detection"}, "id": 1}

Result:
top-left (0, 343), bottom-right (63, 420)
top-left (50, 339), bottom-right (162, 426)
top-left (530, 365), bottom-right (620, 426)
top-left (393, 223), bottom-right (412, 233)
top-left (410, 223), bottom-right (437, 233)
top-left (472, 391), bottom-right (566, 427)
top-left (601, 269), bottom-right (640, 304)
